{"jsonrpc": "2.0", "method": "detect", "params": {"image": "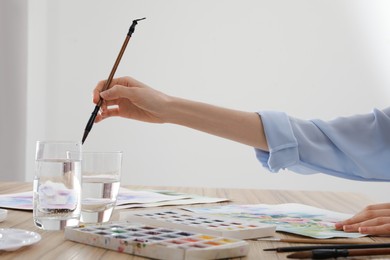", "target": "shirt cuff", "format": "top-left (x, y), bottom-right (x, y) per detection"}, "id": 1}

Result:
top-left (255, 111), bottom-right (299, 172)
